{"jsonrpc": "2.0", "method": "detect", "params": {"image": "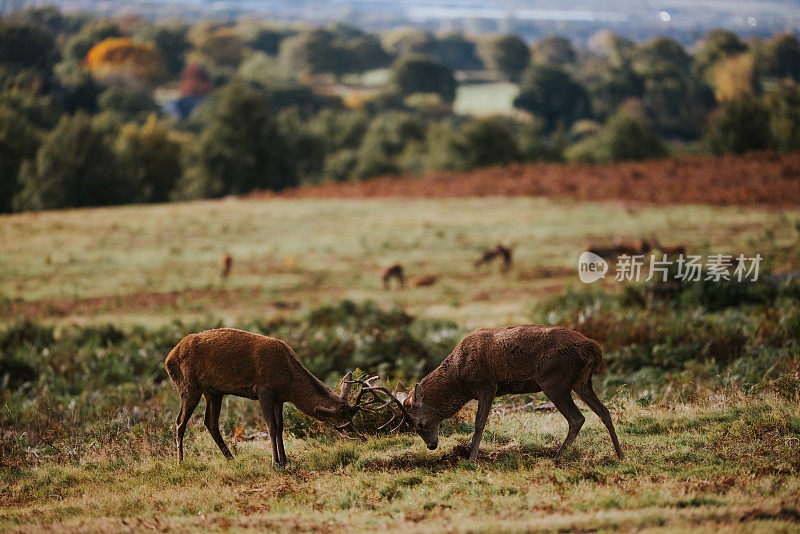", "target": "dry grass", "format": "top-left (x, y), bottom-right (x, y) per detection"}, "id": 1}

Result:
top-left (2, 391), bottom-right (799, 532)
